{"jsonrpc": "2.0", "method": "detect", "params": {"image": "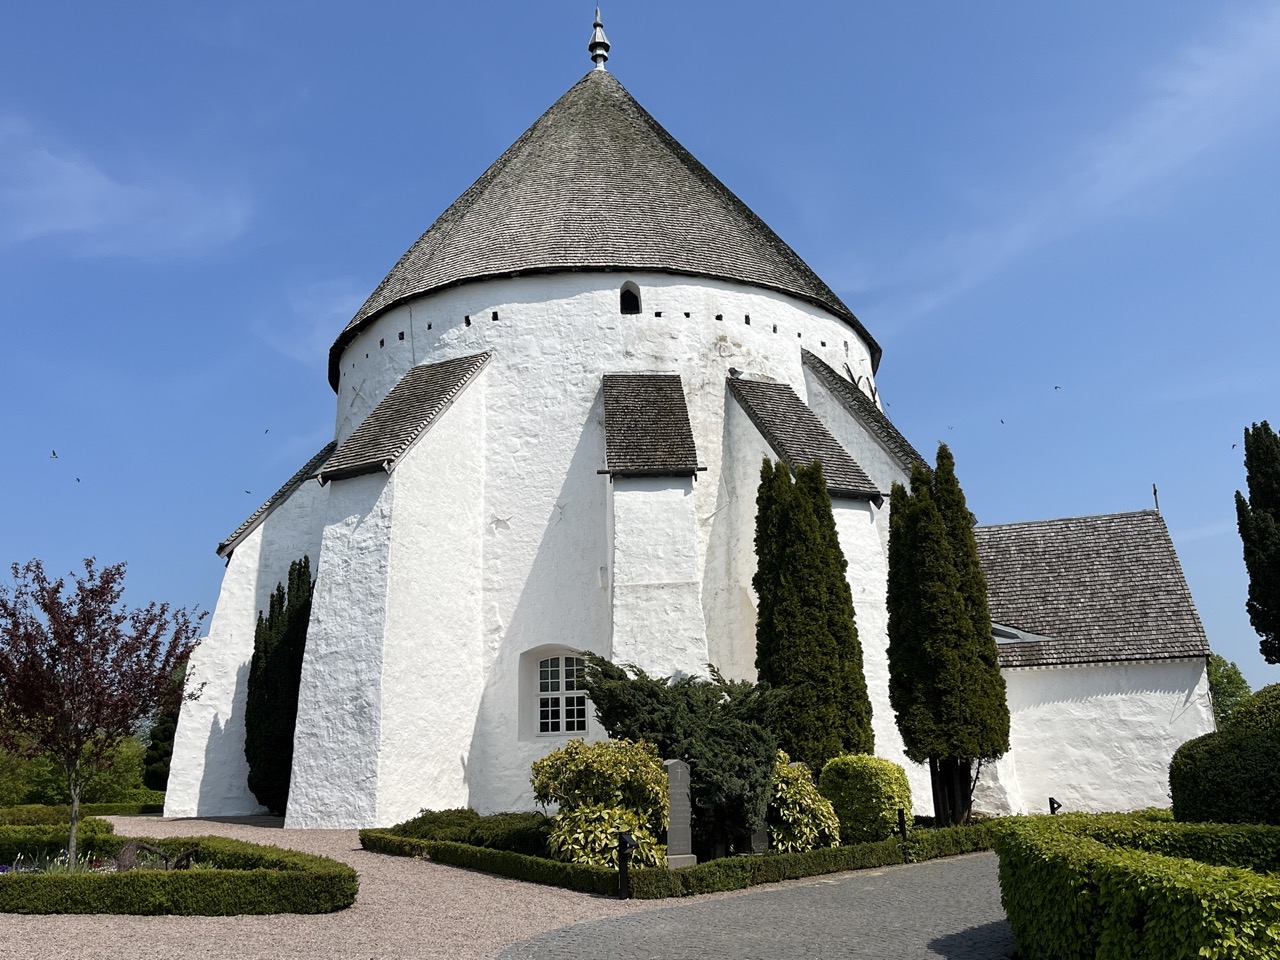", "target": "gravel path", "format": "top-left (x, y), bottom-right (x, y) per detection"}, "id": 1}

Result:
top-left (0, 816), bottom-right (657, 960)
top-left (0, 817), bottom-right (1012, 960)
